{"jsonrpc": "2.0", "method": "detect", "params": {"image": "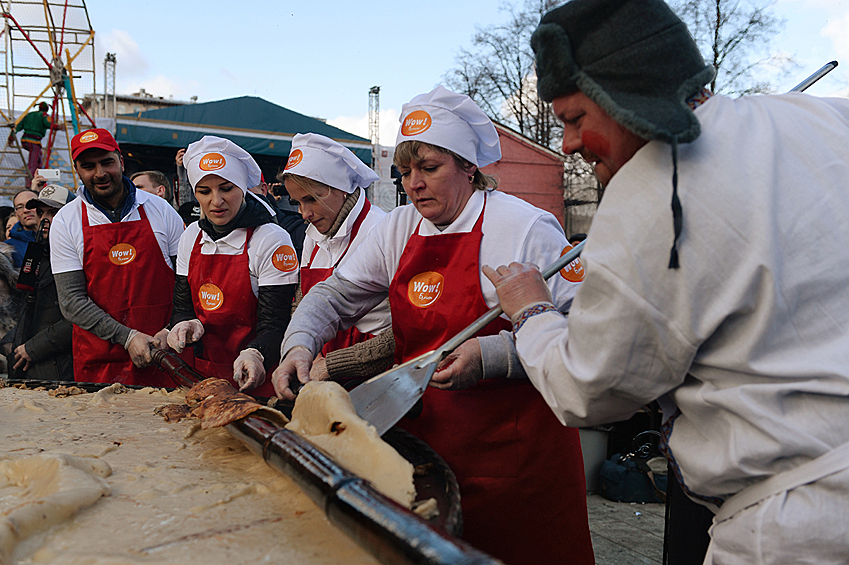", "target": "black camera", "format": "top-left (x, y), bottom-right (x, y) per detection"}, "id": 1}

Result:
top-left (391, 165), bottom-right (407, 206)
